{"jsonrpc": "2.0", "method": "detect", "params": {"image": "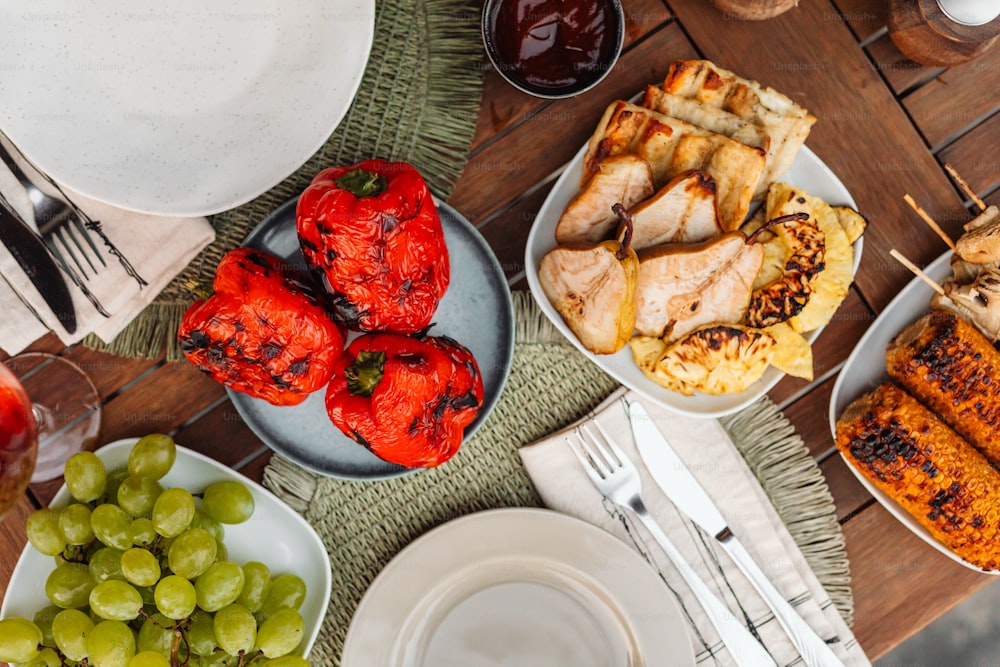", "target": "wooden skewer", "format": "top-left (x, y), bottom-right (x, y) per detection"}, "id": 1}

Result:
top-left (889, 248), bottom-right (946, 295)
top-left (943, 161), bottom-right (987, 212)
top-left (903, 193), bottom-right (956, 250)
